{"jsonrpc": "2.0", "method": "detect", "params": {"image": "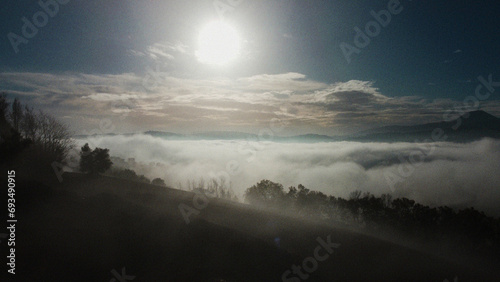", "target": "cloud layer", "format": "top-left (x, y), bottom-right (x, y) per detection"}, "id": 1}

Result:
top-left (75, 135), bottom-right (500, 217)
top-left (3, 71), bottom-right (500, 135)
